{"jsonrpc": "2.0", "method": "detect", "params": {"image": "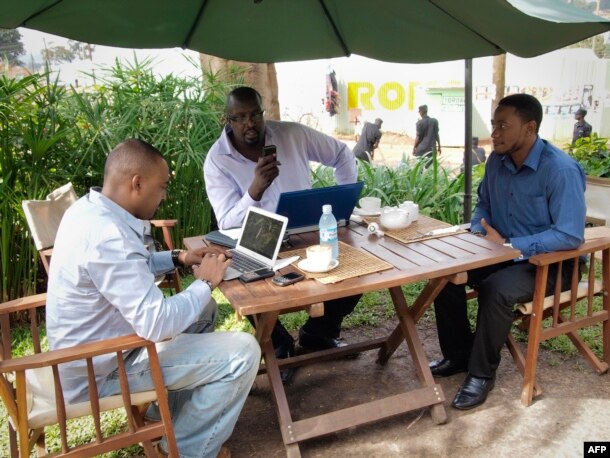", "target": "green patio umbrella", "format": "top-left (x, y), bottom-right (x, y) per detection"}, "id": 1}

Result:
top-left (2, 0), bottom-right (609, 64)
top-left (2, 0), bottom-right (609, 219)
